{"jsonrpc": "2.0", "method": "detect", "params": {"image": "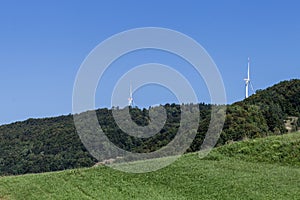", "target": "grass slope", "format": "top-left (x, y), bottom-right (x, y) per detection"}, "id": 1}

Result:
top-left (212, 131), bottom-right (300, 166)
top-left (1, 133), bottom-right (300, 200)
